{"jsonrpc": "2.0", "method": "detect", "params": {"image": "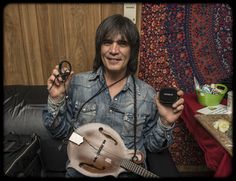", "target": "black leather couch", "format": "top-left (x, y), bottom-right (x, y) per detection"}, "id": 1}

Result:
top-left (3, 85), bottom-right (179, 177)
